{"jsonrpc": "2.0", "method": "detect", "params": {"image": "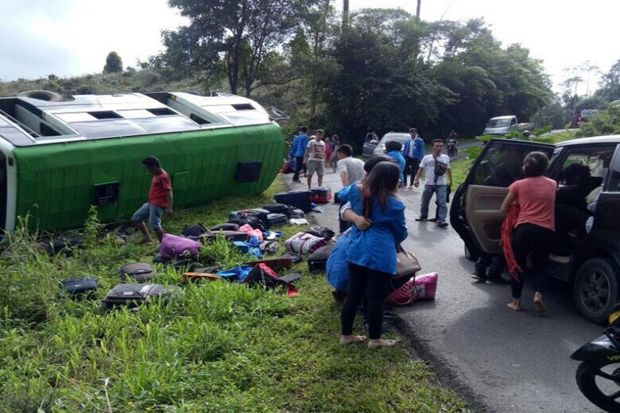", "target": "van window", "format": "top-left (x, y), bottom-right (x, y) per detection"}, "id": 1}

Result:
top-left (607, 147), bottom-right (620, 192)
